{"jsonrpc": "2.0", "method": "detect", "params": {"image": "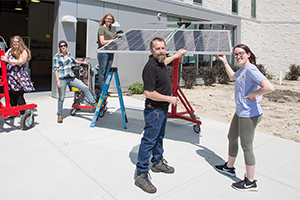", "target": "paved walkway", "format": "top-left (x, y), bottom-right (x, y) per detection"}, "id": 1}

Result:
top-left (0, 92), bottom-right (299, 199)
